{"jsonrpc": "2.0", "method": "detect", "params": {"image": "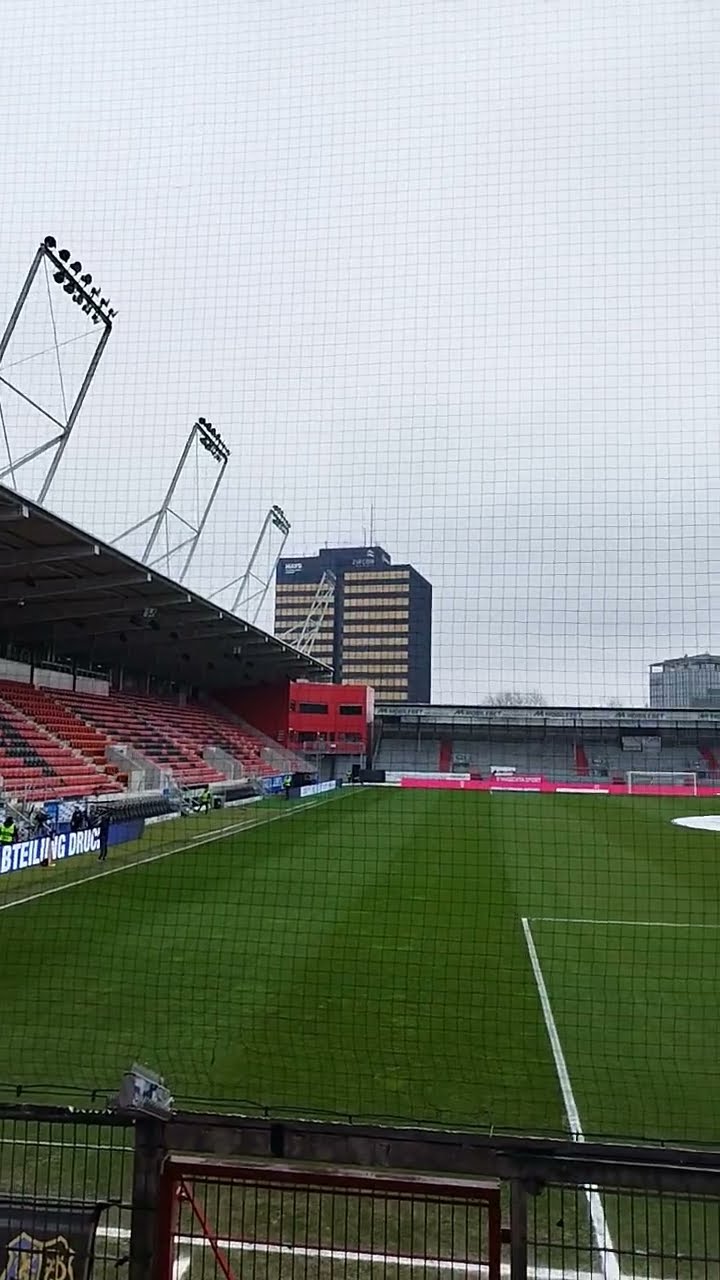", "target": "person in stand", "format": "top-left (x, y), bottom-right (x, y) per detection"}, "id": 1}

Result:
top-left (97, 810), bottom-right (111, 862)
top-left (0, 814), bottom-right (15, 846)
top-left (34, 806), bottom-right (52, 836)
